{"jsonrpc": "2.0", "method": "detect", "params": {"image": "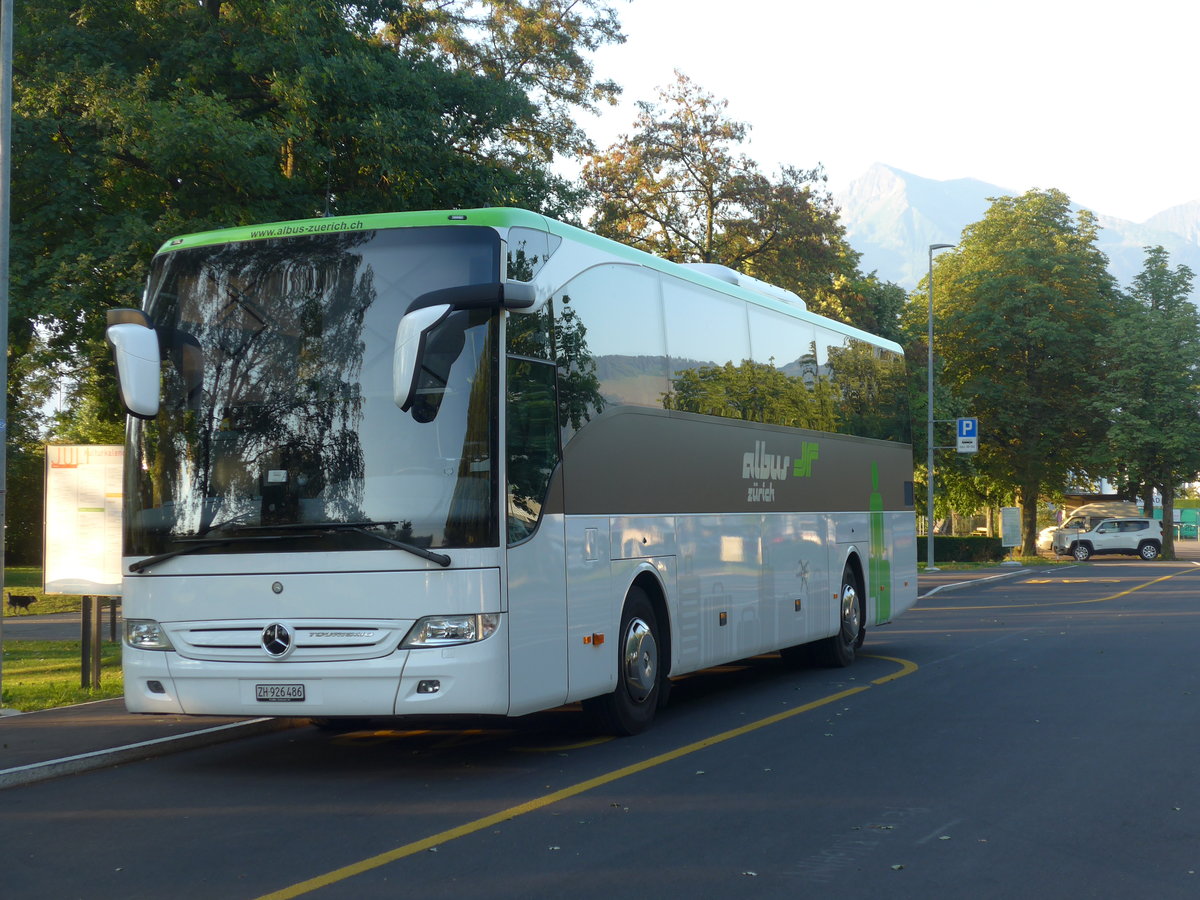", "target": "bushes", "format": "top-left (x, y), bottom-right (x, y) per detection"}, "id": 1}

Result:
top-left (929, 536), bottom-right (1005, 563)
